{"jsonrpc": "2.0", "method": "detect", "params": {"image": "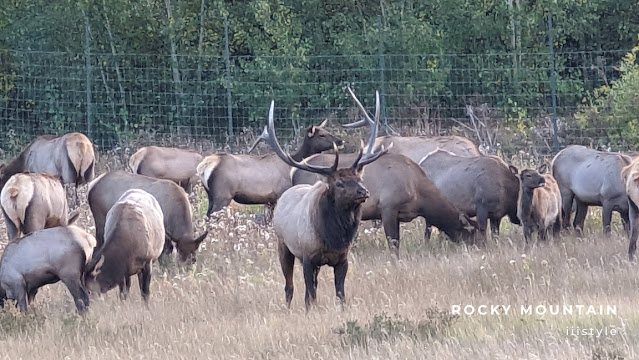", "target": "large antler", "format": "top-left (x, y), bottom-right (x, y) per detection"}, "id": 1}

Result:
top-left (345, 87), bottom-right (380, 156)
top-left (247, 125), bottom-right (269, 153)
top-left (266, 101), bottom-right (339, 176)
